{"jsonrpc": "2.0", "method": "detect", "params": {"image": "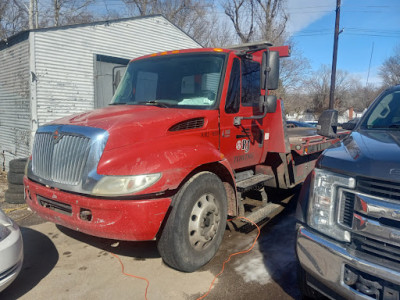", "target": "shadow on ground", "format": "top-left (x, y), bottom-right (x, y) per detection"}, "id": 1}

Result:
top-left (1, 227), bottom-right (59, 299)
top-left (56, 225), bottom-right (160, 260)
top-left (258, 189), bottom-right (302, 300)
